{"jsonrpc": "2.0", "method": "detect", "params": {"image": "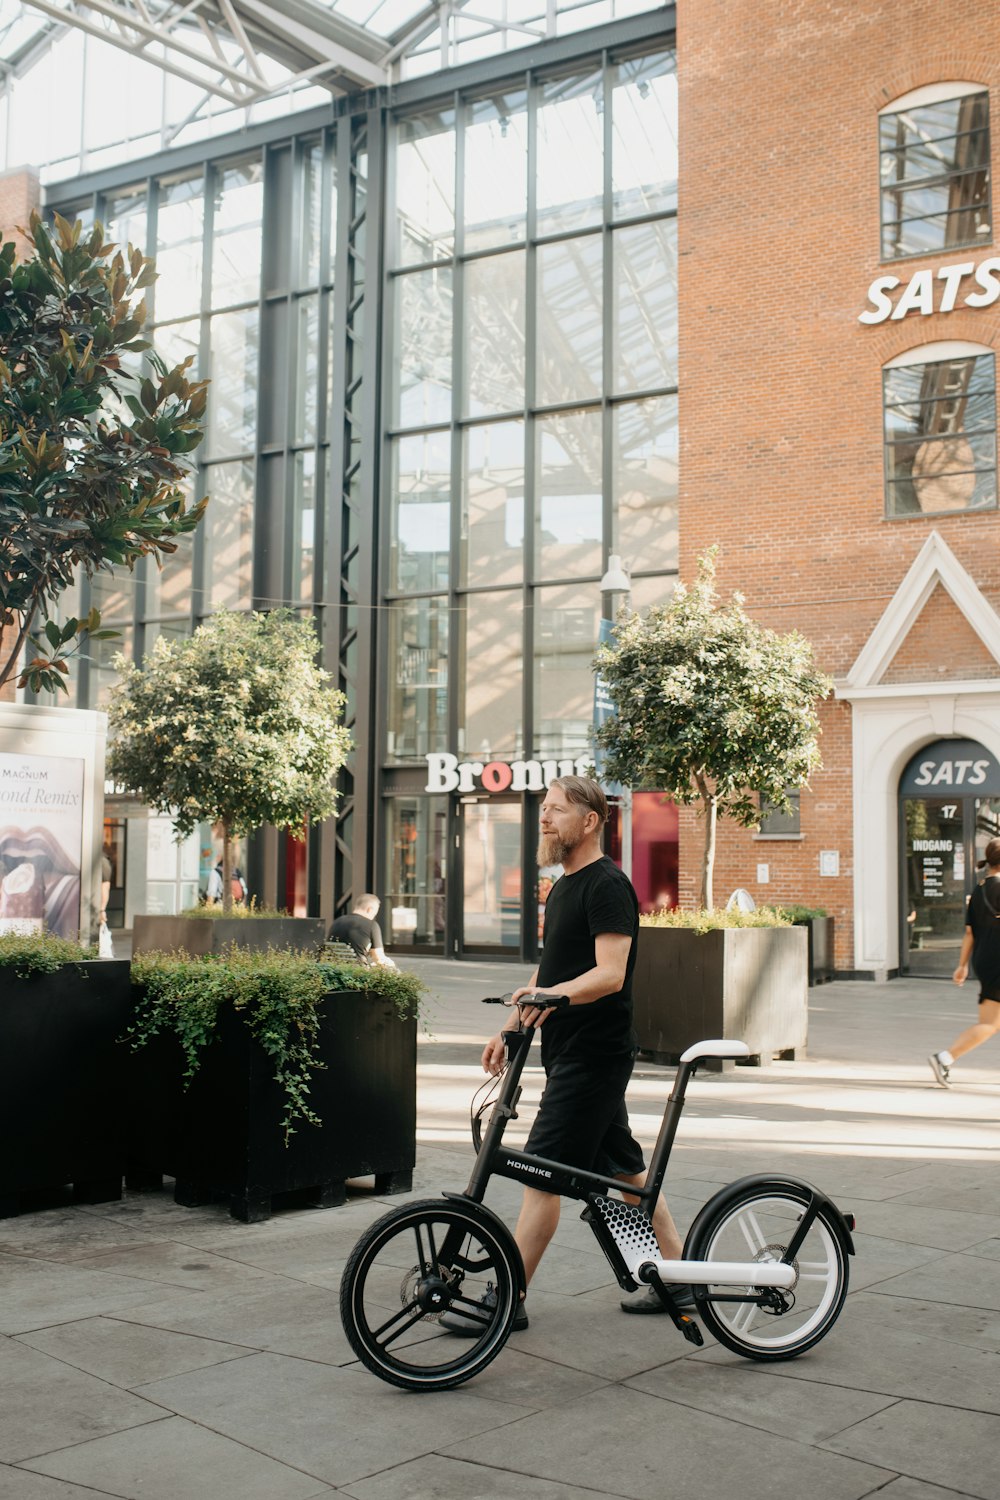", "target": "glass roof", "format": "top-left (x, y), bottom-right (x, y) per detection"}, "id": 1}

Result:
top-left (0, 0), bottom-right (670, 182)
